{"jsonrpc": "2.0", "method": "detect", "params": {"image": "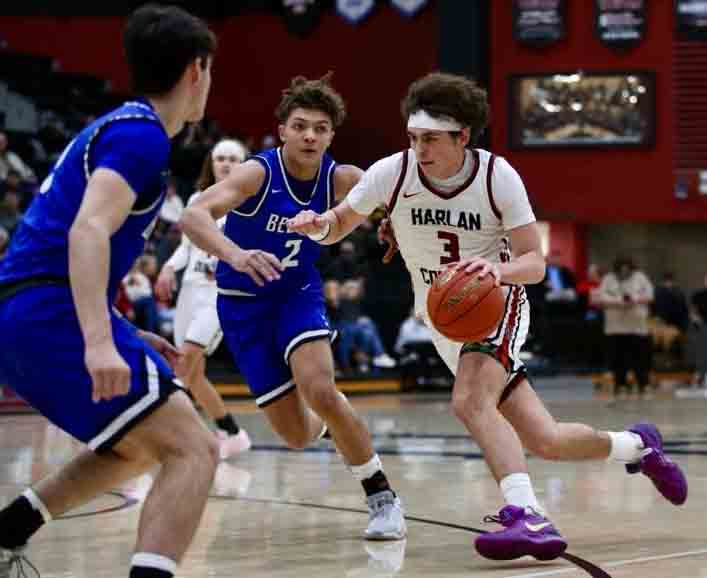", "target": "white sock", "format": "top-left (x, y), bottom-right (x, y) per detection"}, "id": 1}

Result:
top-left (131, 553), bottom-right (177, 575)
top-left (607, 431), bottom-right (645, 463)
top-left (350, 454), bottom-right (383, 481)
top-left (22, 488), bottom-right (52, 522)
top-left (499, 473), bottom-right (542, 514)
